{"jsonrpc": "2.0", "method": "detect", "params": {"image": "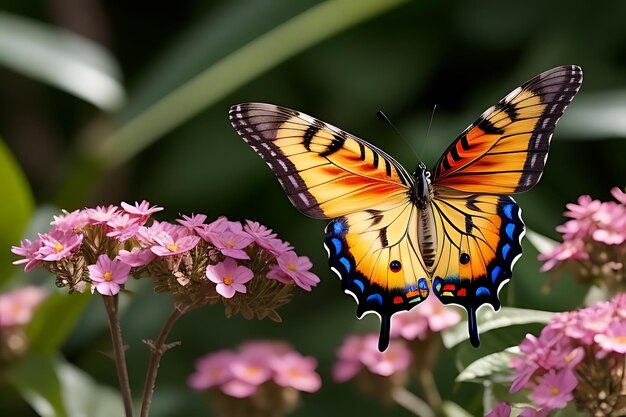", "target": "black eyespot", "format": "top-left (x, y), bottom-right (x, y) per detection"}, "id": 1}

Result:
top-left (390, 260), bottom-right (402, 272)
top-left (460, 253), bottom-right (470, 265)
